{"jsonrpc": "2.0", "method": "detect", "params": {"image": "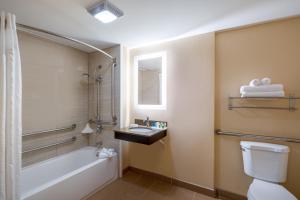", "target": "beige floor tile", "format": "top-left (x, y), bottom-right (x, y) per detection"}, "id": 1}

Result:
top-left (168, 186), bottom-right (196, 200)
top-left (87, 172), bottom-right (218, 200)
top-left (193, 192), bottom-right (219, 200)
top-left (141, 180), bottom-right (174, 200)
